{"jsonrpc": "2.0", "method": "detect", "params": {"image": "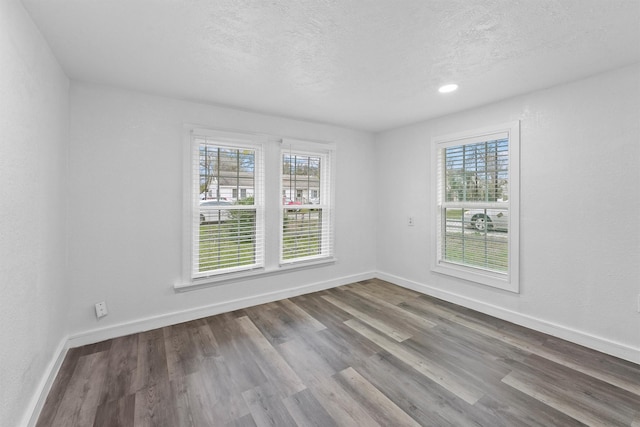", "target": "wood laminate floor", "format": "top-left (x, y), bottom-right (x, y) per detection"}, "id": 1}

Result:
top-left (37, 279), bottom-right (640, 426)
